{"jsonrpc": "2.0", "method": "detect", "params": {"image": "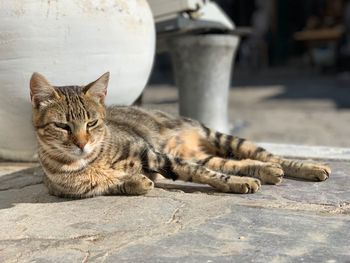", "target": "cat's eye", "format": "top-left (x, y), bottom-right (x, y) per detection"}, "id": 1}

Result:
top-left (87, 120), bottom-right (98, 128)
top-left (54, 122), bottom-right (71, 132)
